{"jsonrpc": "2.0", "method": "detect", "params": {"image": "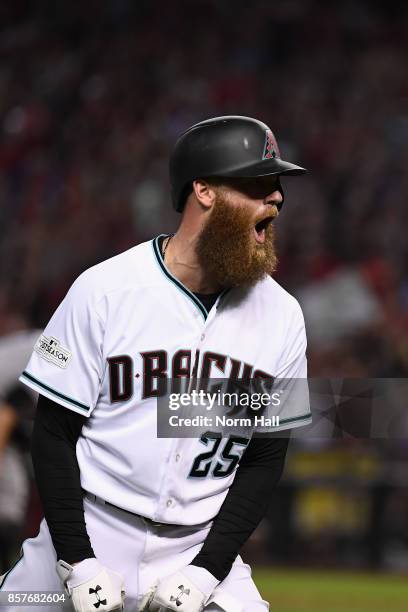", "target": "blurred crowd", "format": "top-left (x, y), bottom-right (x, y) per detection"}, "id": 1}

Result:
top-left (0, 0), bottom-right (407, 574)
